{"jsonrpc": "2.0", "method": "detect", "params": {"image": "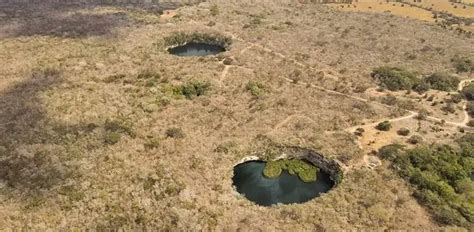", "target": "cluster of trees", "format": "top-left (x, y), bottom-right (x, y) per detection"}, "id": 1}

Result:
top-left (371, 67), bottom-right (460, 92)
top-left (378, 134), bottom-right (474, 228)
